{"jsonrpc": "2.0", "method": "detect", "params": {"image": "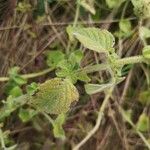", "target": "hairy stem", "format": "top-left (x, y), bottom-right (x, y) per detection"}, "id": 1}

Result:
top-left (116, 55), bottom-right (144, 66)
top-left (0, 68), bottom-right (54, 82)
